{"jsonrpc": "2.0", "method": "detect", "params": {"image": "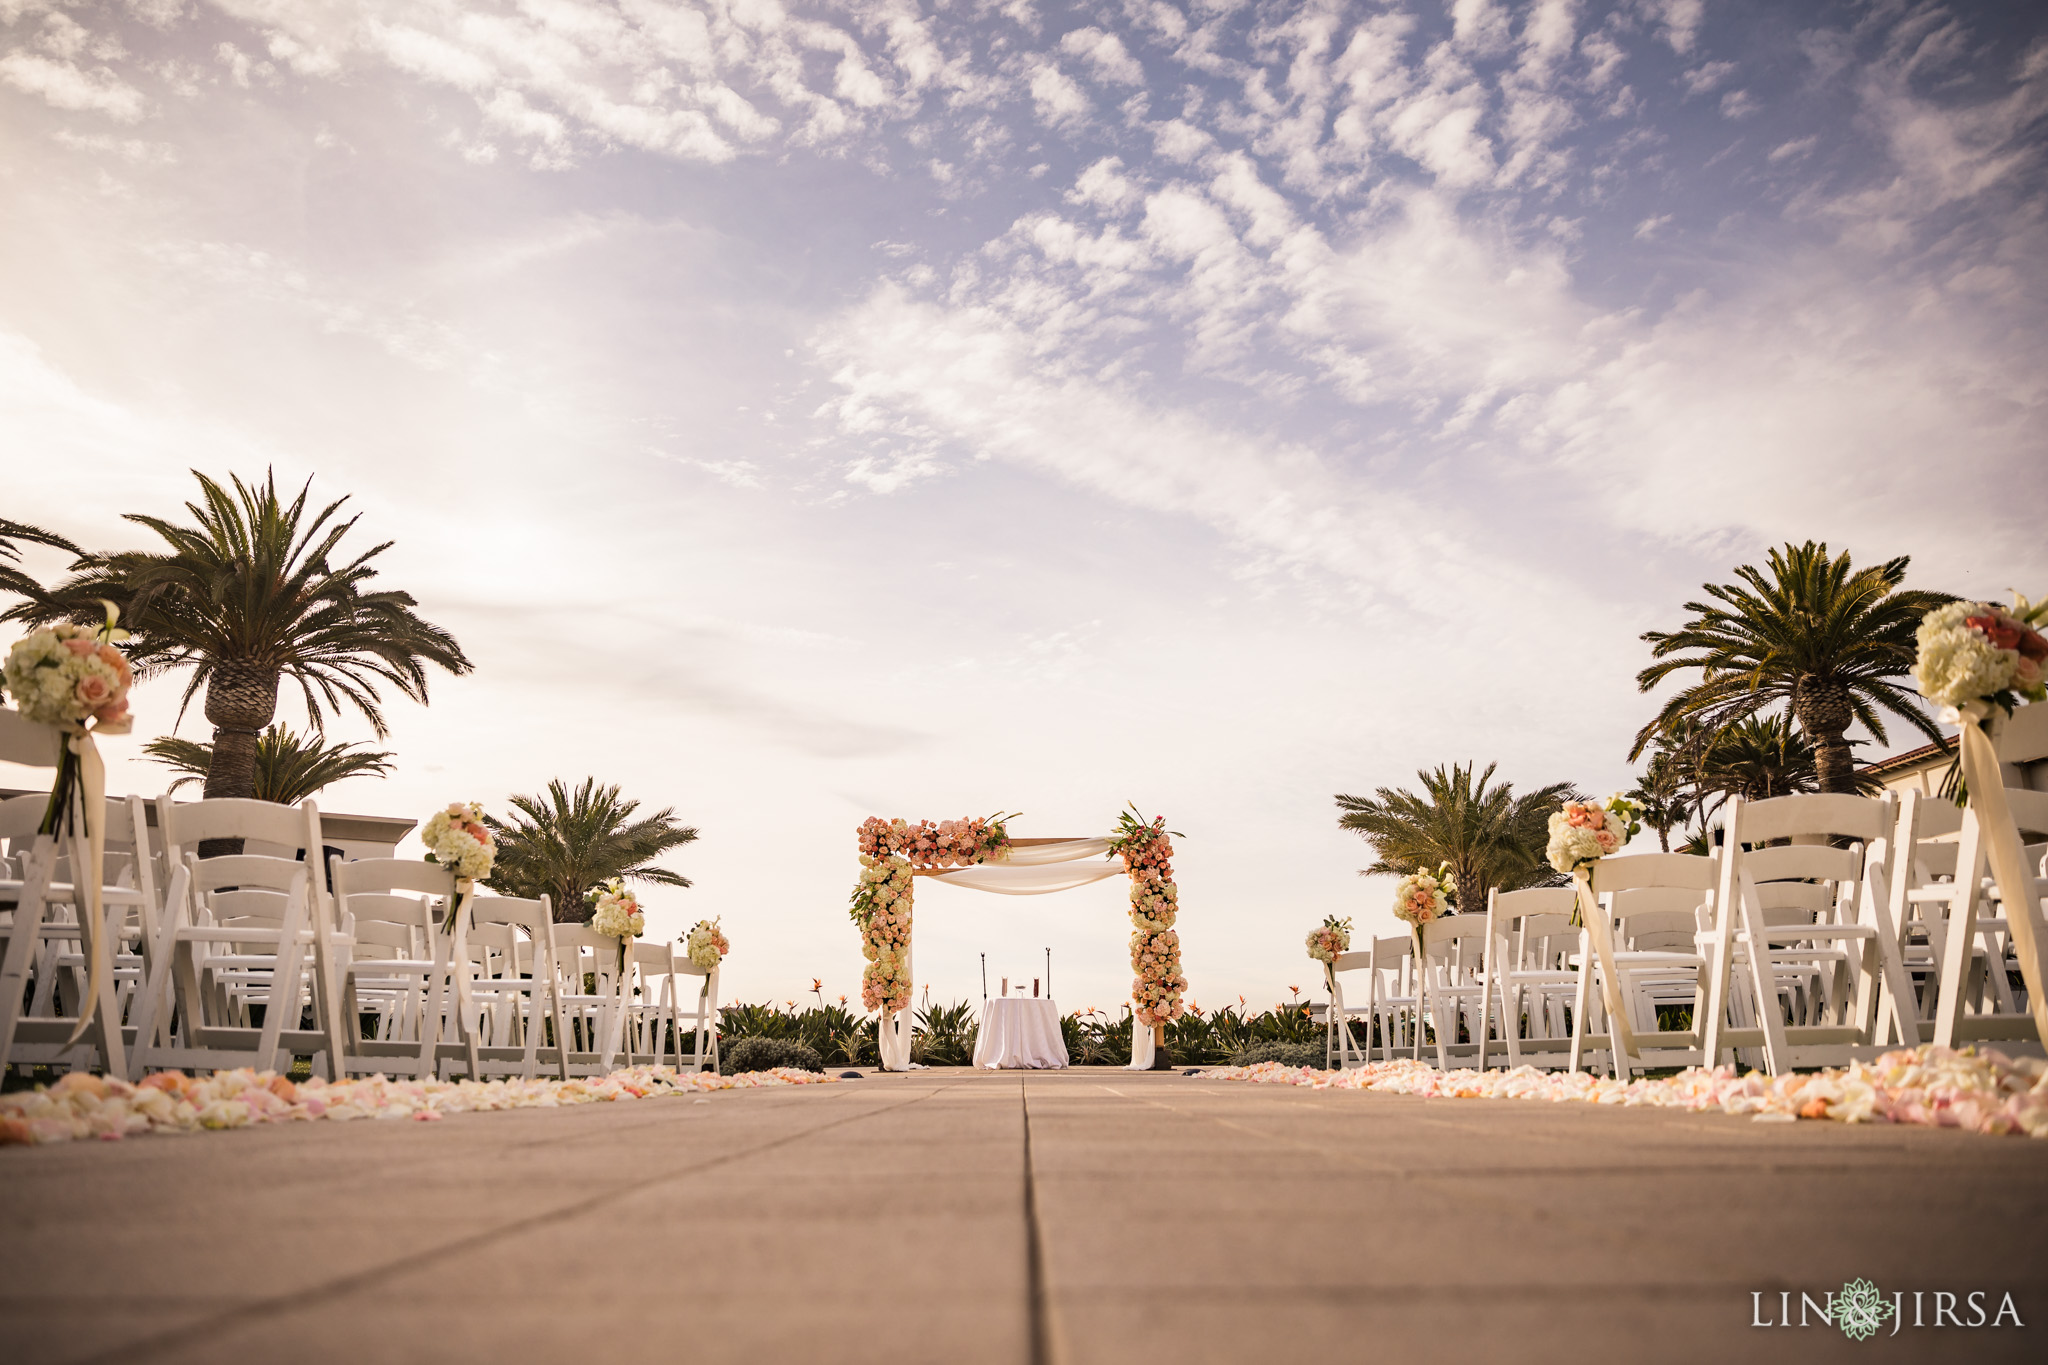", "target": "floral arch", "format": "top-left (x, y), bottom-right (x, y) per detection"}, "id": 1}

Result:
top-left (849, 809), bottom-right (1186, 1070)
